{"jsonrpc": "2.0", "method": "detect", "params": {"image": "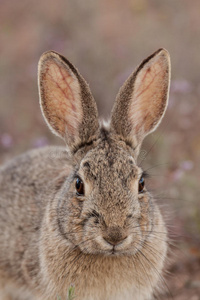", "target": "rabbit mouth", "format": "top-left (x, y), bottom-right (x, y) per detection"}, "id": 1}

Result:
top-left (78, 234), bottom-right (143, 256)
top-left (109, 246), bottom-right (129, 256)
top-left (97, 244), bottom-right (141, 257)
